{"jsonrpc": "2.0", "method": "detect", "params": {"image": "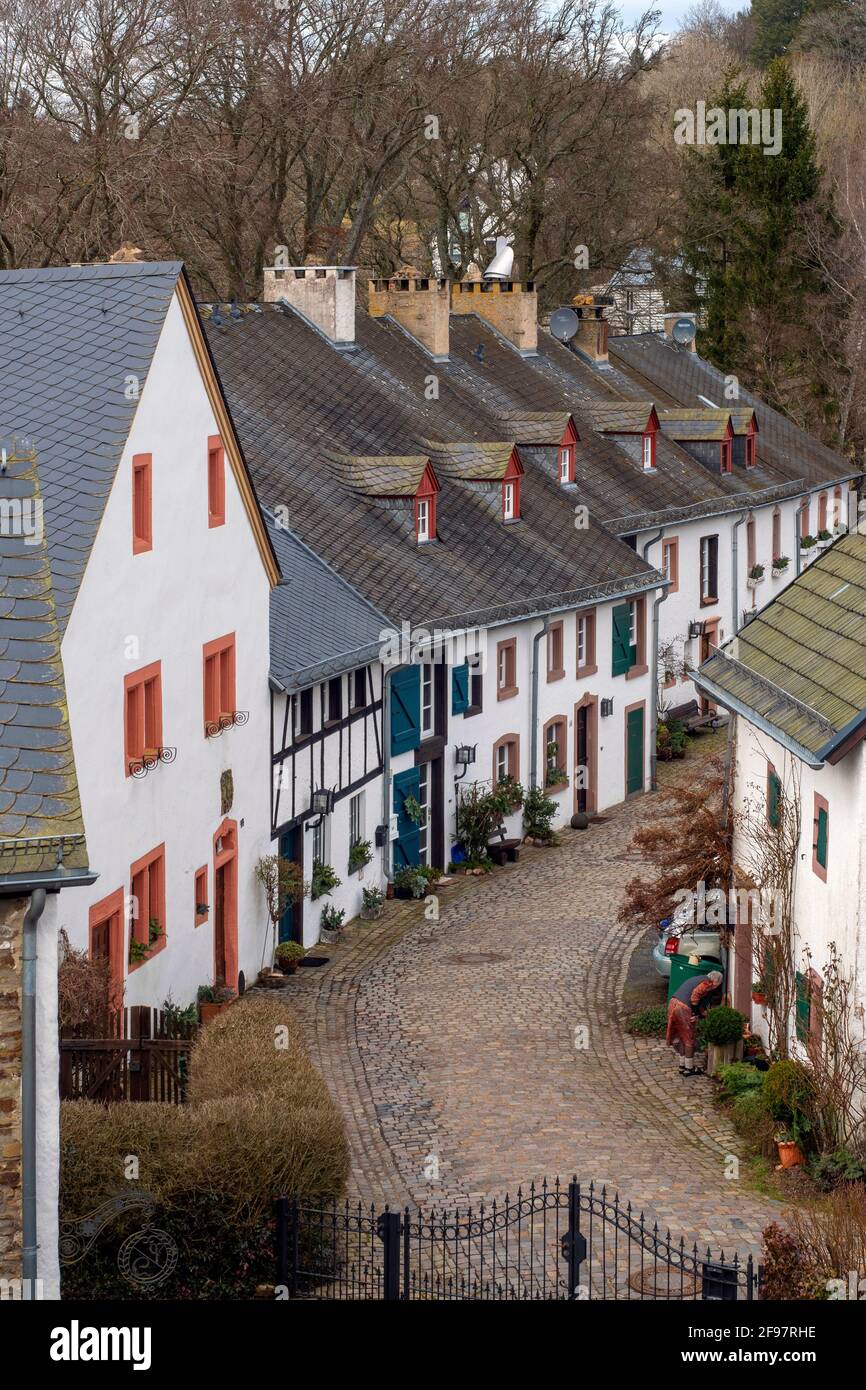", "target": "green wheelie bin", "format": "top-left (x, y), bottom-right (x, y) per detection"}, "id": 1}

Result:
top-left (667, 952), bottom-right (724, 1001)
